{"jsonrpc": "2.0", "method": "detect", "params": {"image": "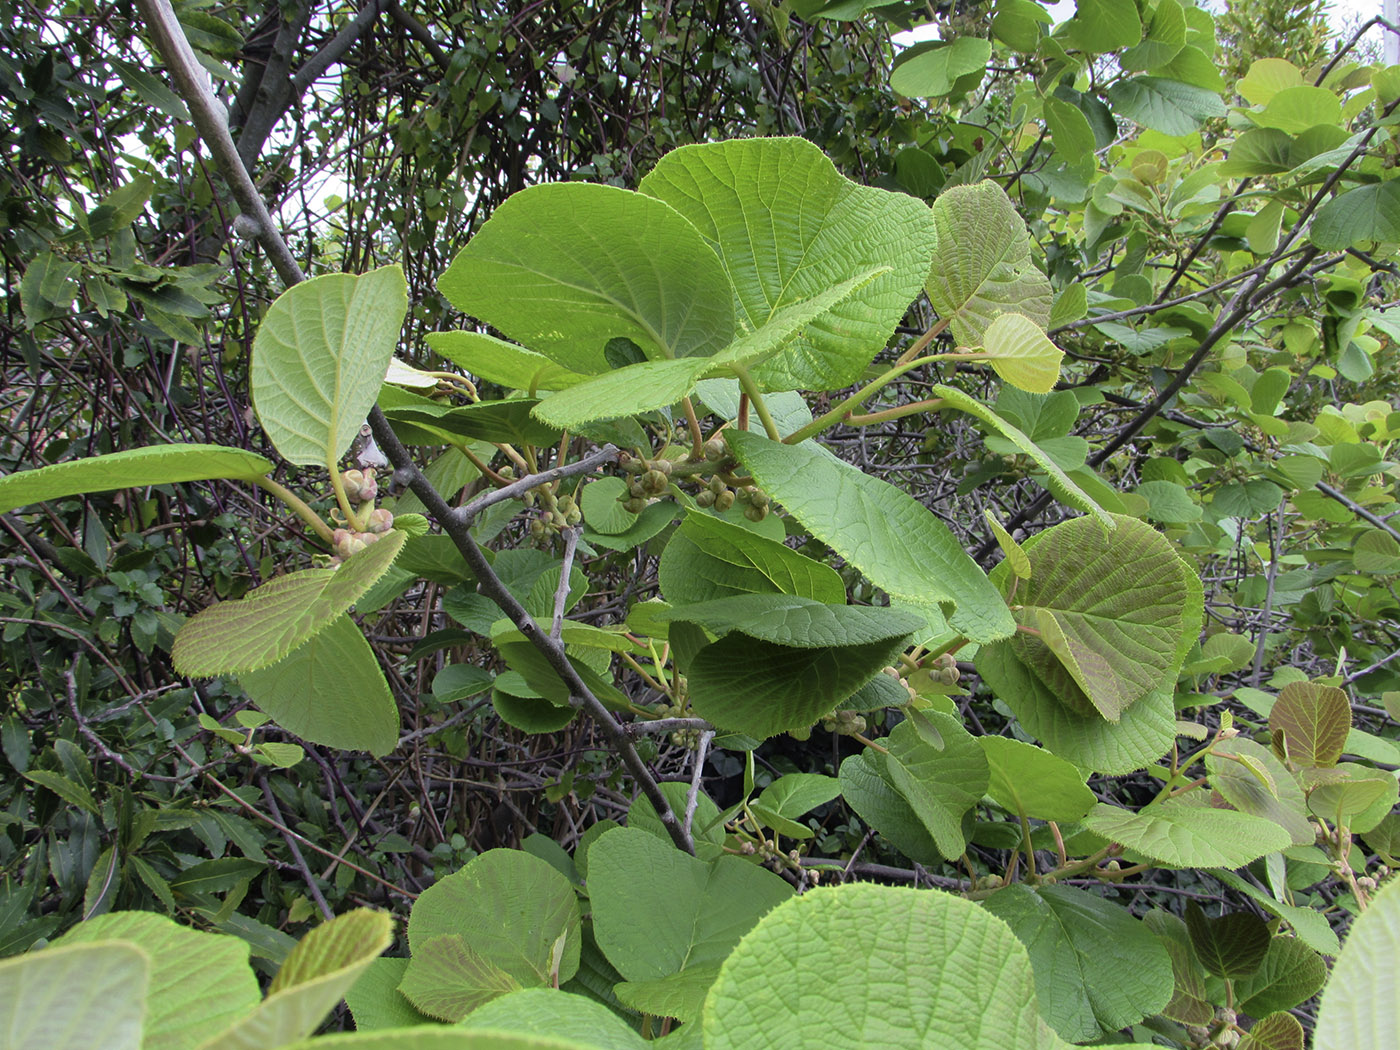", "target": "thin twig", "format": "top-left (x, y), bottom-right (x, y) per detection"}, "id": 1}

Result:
top-left (260, 772), bottom-right (333, 920)
top-left (682, 730), bottom-right (714, 841)
top-left (457, 446), bottom-right (618, 523)
top-left (551, 527), bottom-right (580, 641)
